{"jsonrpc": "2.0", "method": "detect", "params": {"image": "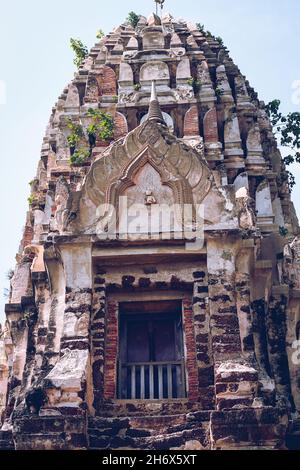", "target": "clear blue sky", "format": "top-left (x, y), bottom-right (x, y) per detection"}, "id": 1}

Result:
top-left (0, 0), bottom-right (300, 323)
